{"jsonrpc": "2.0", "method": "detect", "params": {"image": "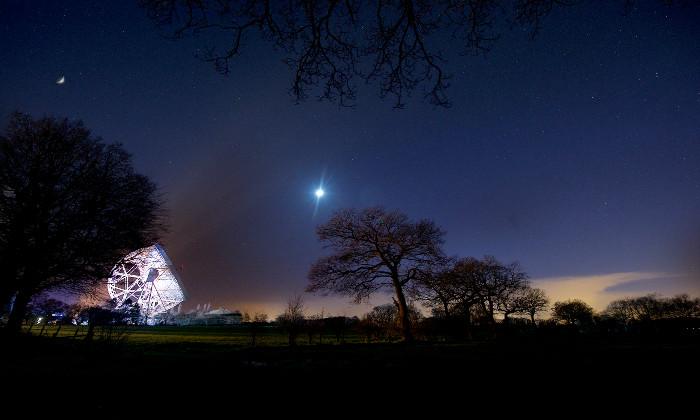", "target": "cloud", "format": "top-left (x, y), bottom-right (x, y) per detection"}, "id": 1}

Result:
top-left (531, 271), bottom-right (699, 312)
